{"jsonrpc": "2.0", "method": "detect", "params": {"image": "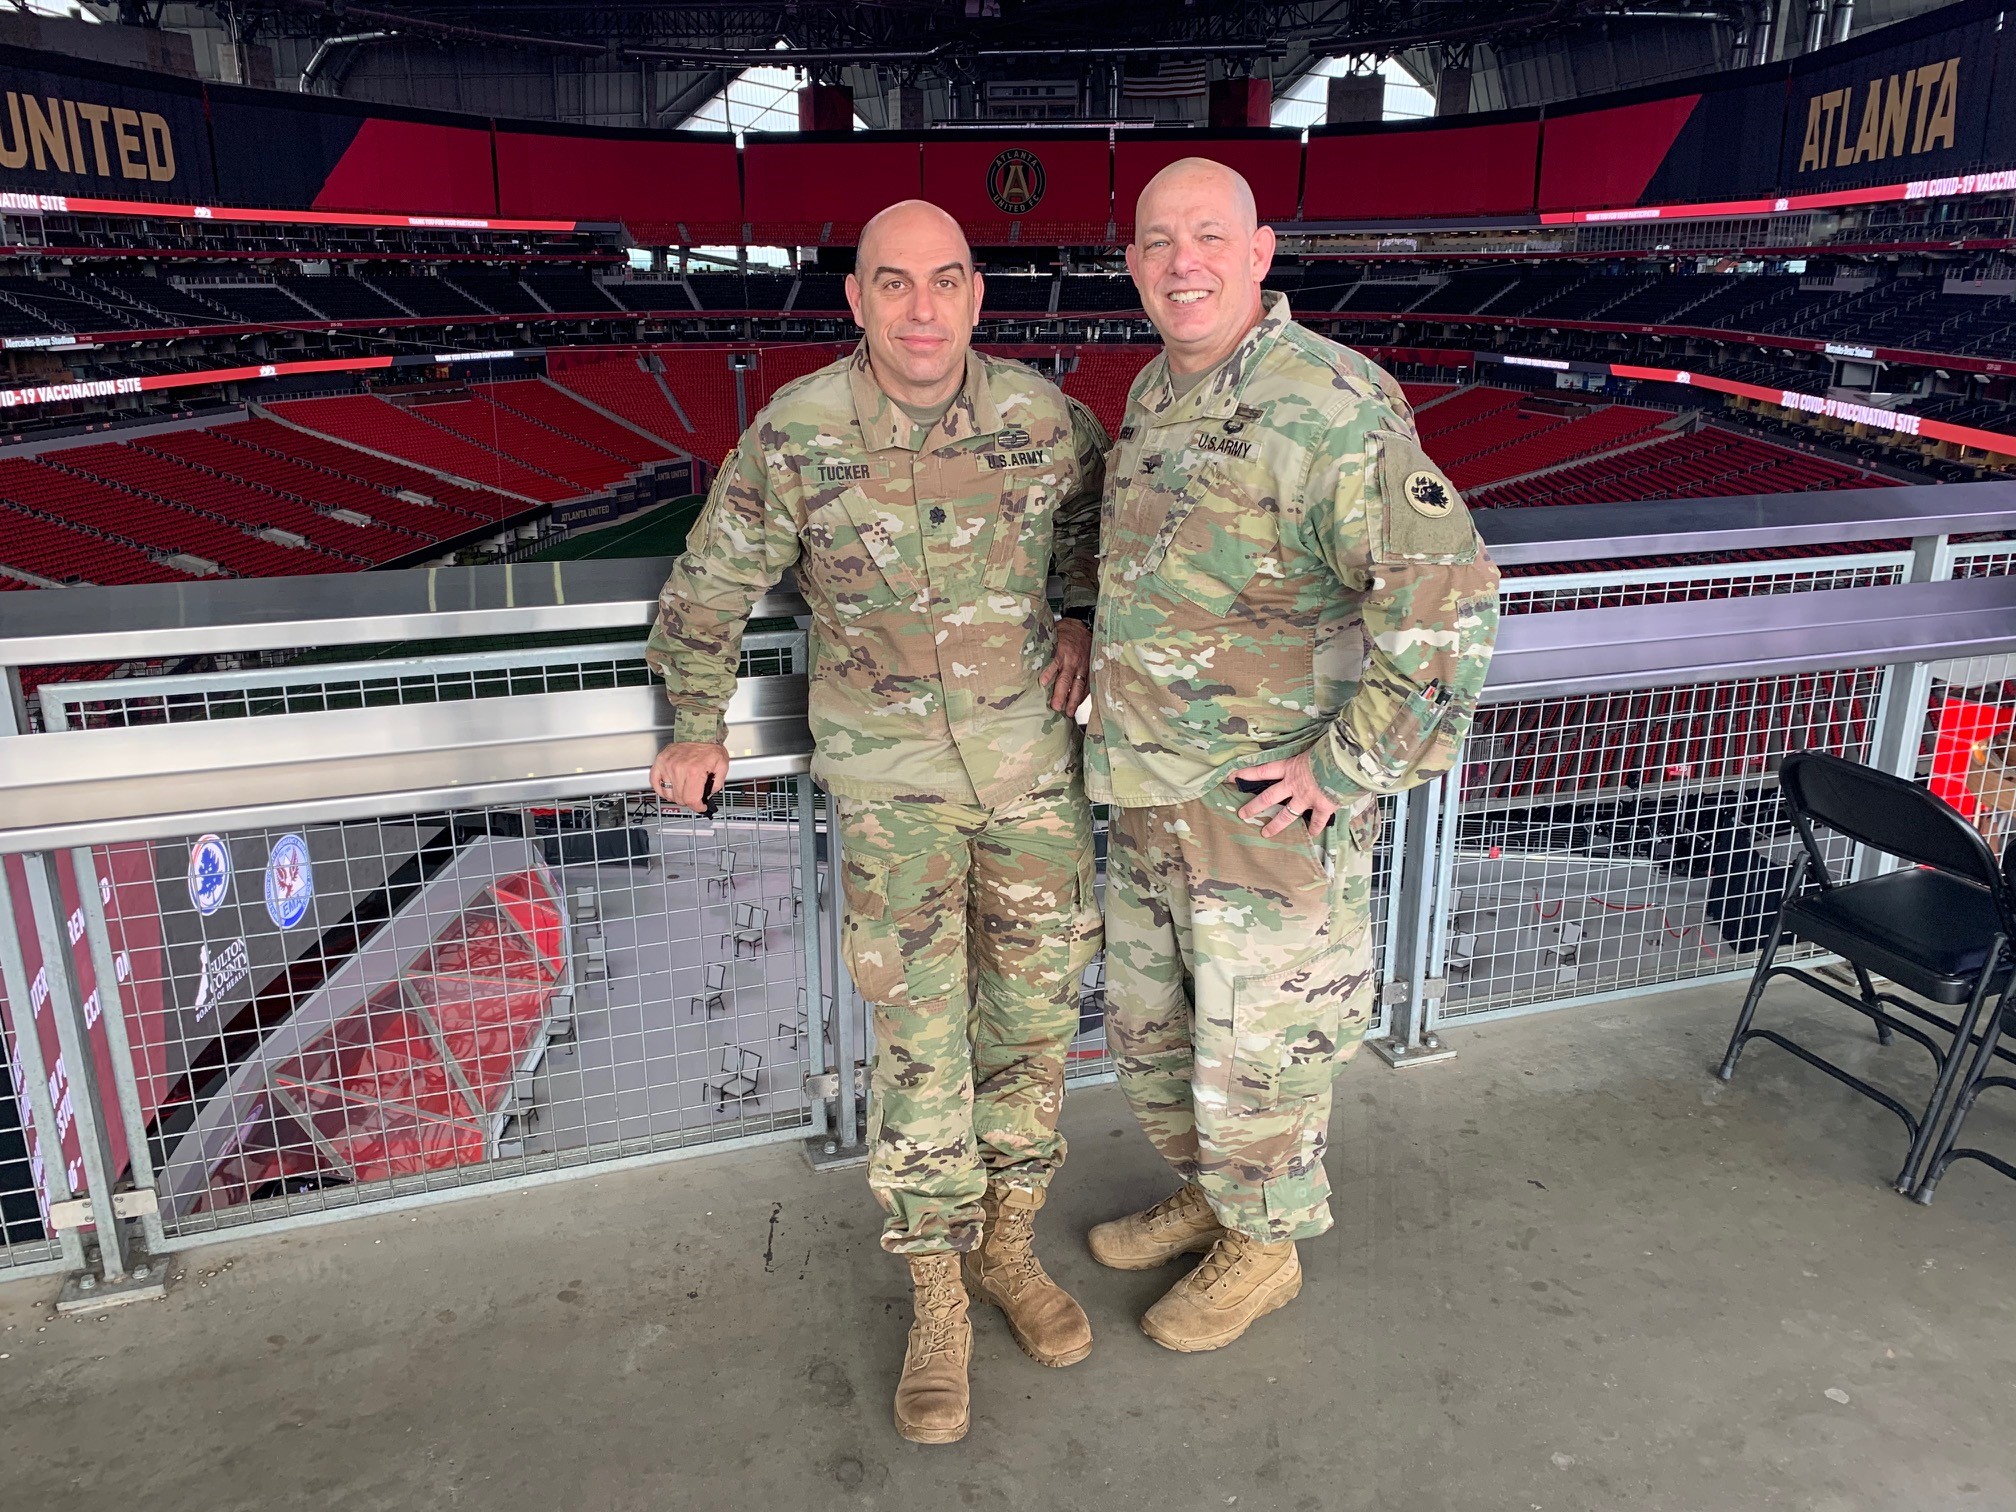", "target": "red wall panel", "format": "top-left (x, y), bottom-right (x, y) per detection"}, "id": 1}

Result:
top-left (1113, 132), bottom-right (1302, 236)
top-left (495, 129), bottom-right (739, 238)
top-left (1538, 96), bottom-right (1700, 212)
top-left (1304, 119), bottom-right (1541, 220)
top-left (743, 135), bottom-right (921, 243)
top-left (920, 134), bottom-right (1112, 243)
top-left (311, 118), bottom-right (496, 217)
